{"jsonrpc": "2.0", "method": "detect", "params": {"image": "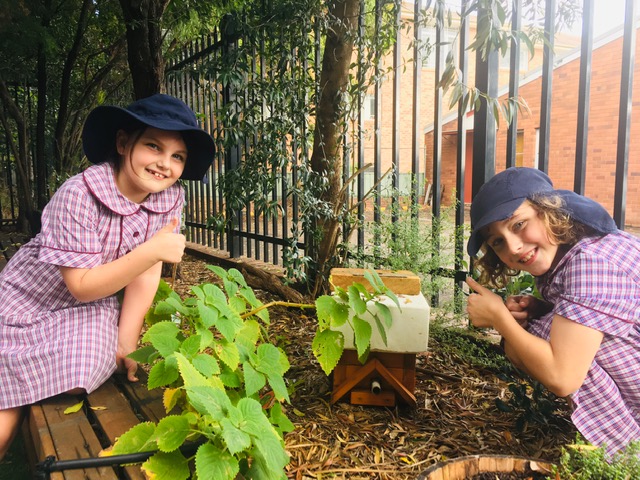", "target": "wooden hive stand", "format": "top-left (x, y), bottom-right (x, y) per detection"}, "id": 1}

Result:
top-left (329, 268), bottom-right (430, 408)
